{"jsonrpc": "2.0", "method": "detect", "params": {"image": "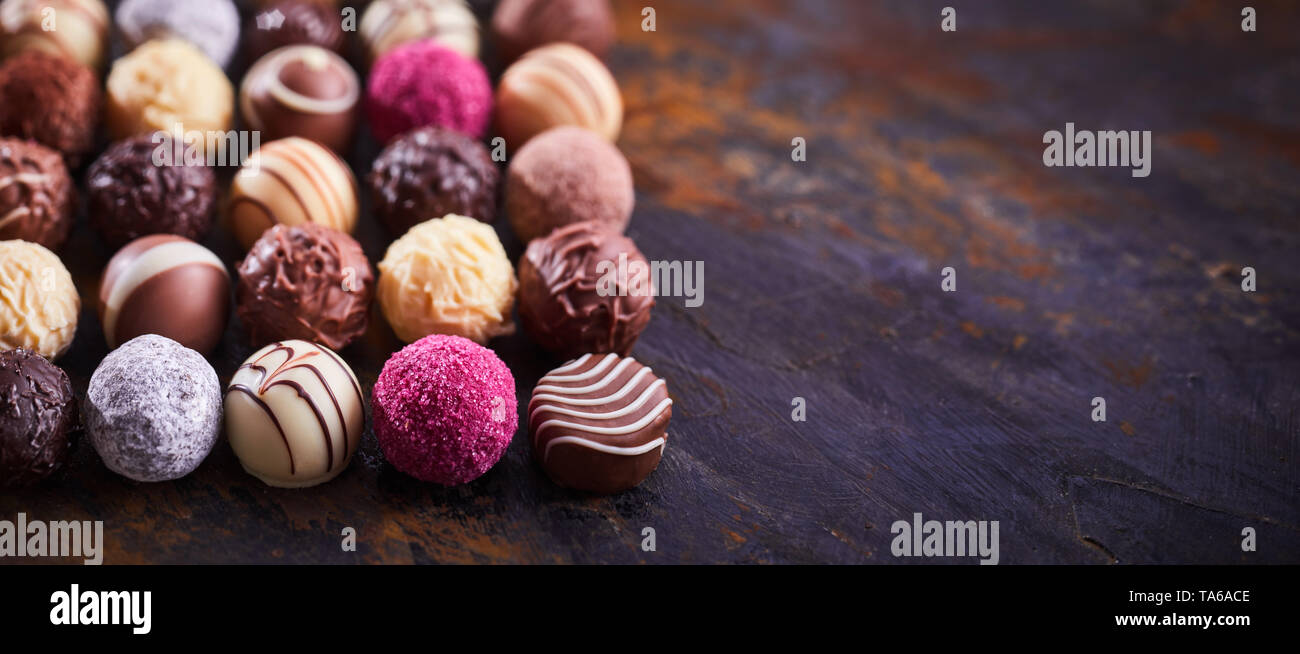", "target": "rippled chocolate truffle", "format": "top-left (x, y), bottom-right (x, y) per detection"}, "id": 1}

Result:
top-left (0, 348), bottom-right (77, 487)
top-left (0, 50), bottom-right (100, 165)
top-left (236, 223), bottom-right (374, 351)
top-left (245, 0), bottom-right (346, 62)
top-left (241, 45), bottom-right (360, 154)
top-left (85, 135), bottom-right (217, 250)
top-left (506, 126), bottom-right (633, 243)
top-left (368, 126), bottom-right (498, 236)
top-left (518, 221), bottom-right (654, 358)
top-left (491, 0), bottom-right (615, 64)
top-left (0, 138), bottom-right (73, 250)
